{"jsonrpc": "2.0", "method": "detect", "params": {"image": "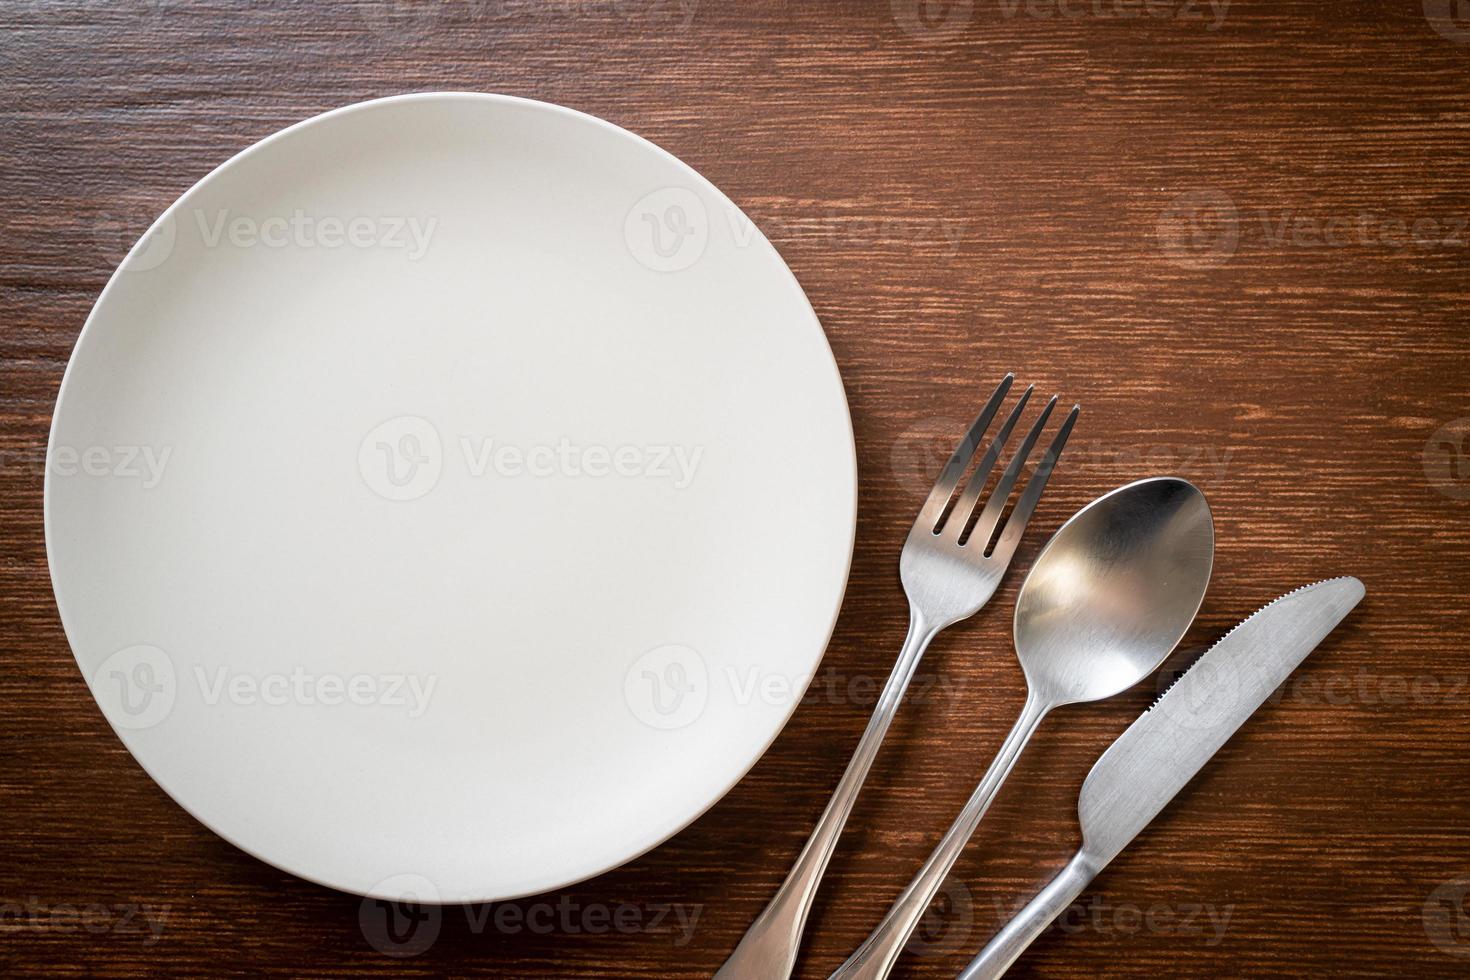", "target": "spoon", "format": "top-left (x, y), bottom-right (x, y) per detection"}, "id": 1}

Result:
top-left (828, 476), bottom-right (1214, 980)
